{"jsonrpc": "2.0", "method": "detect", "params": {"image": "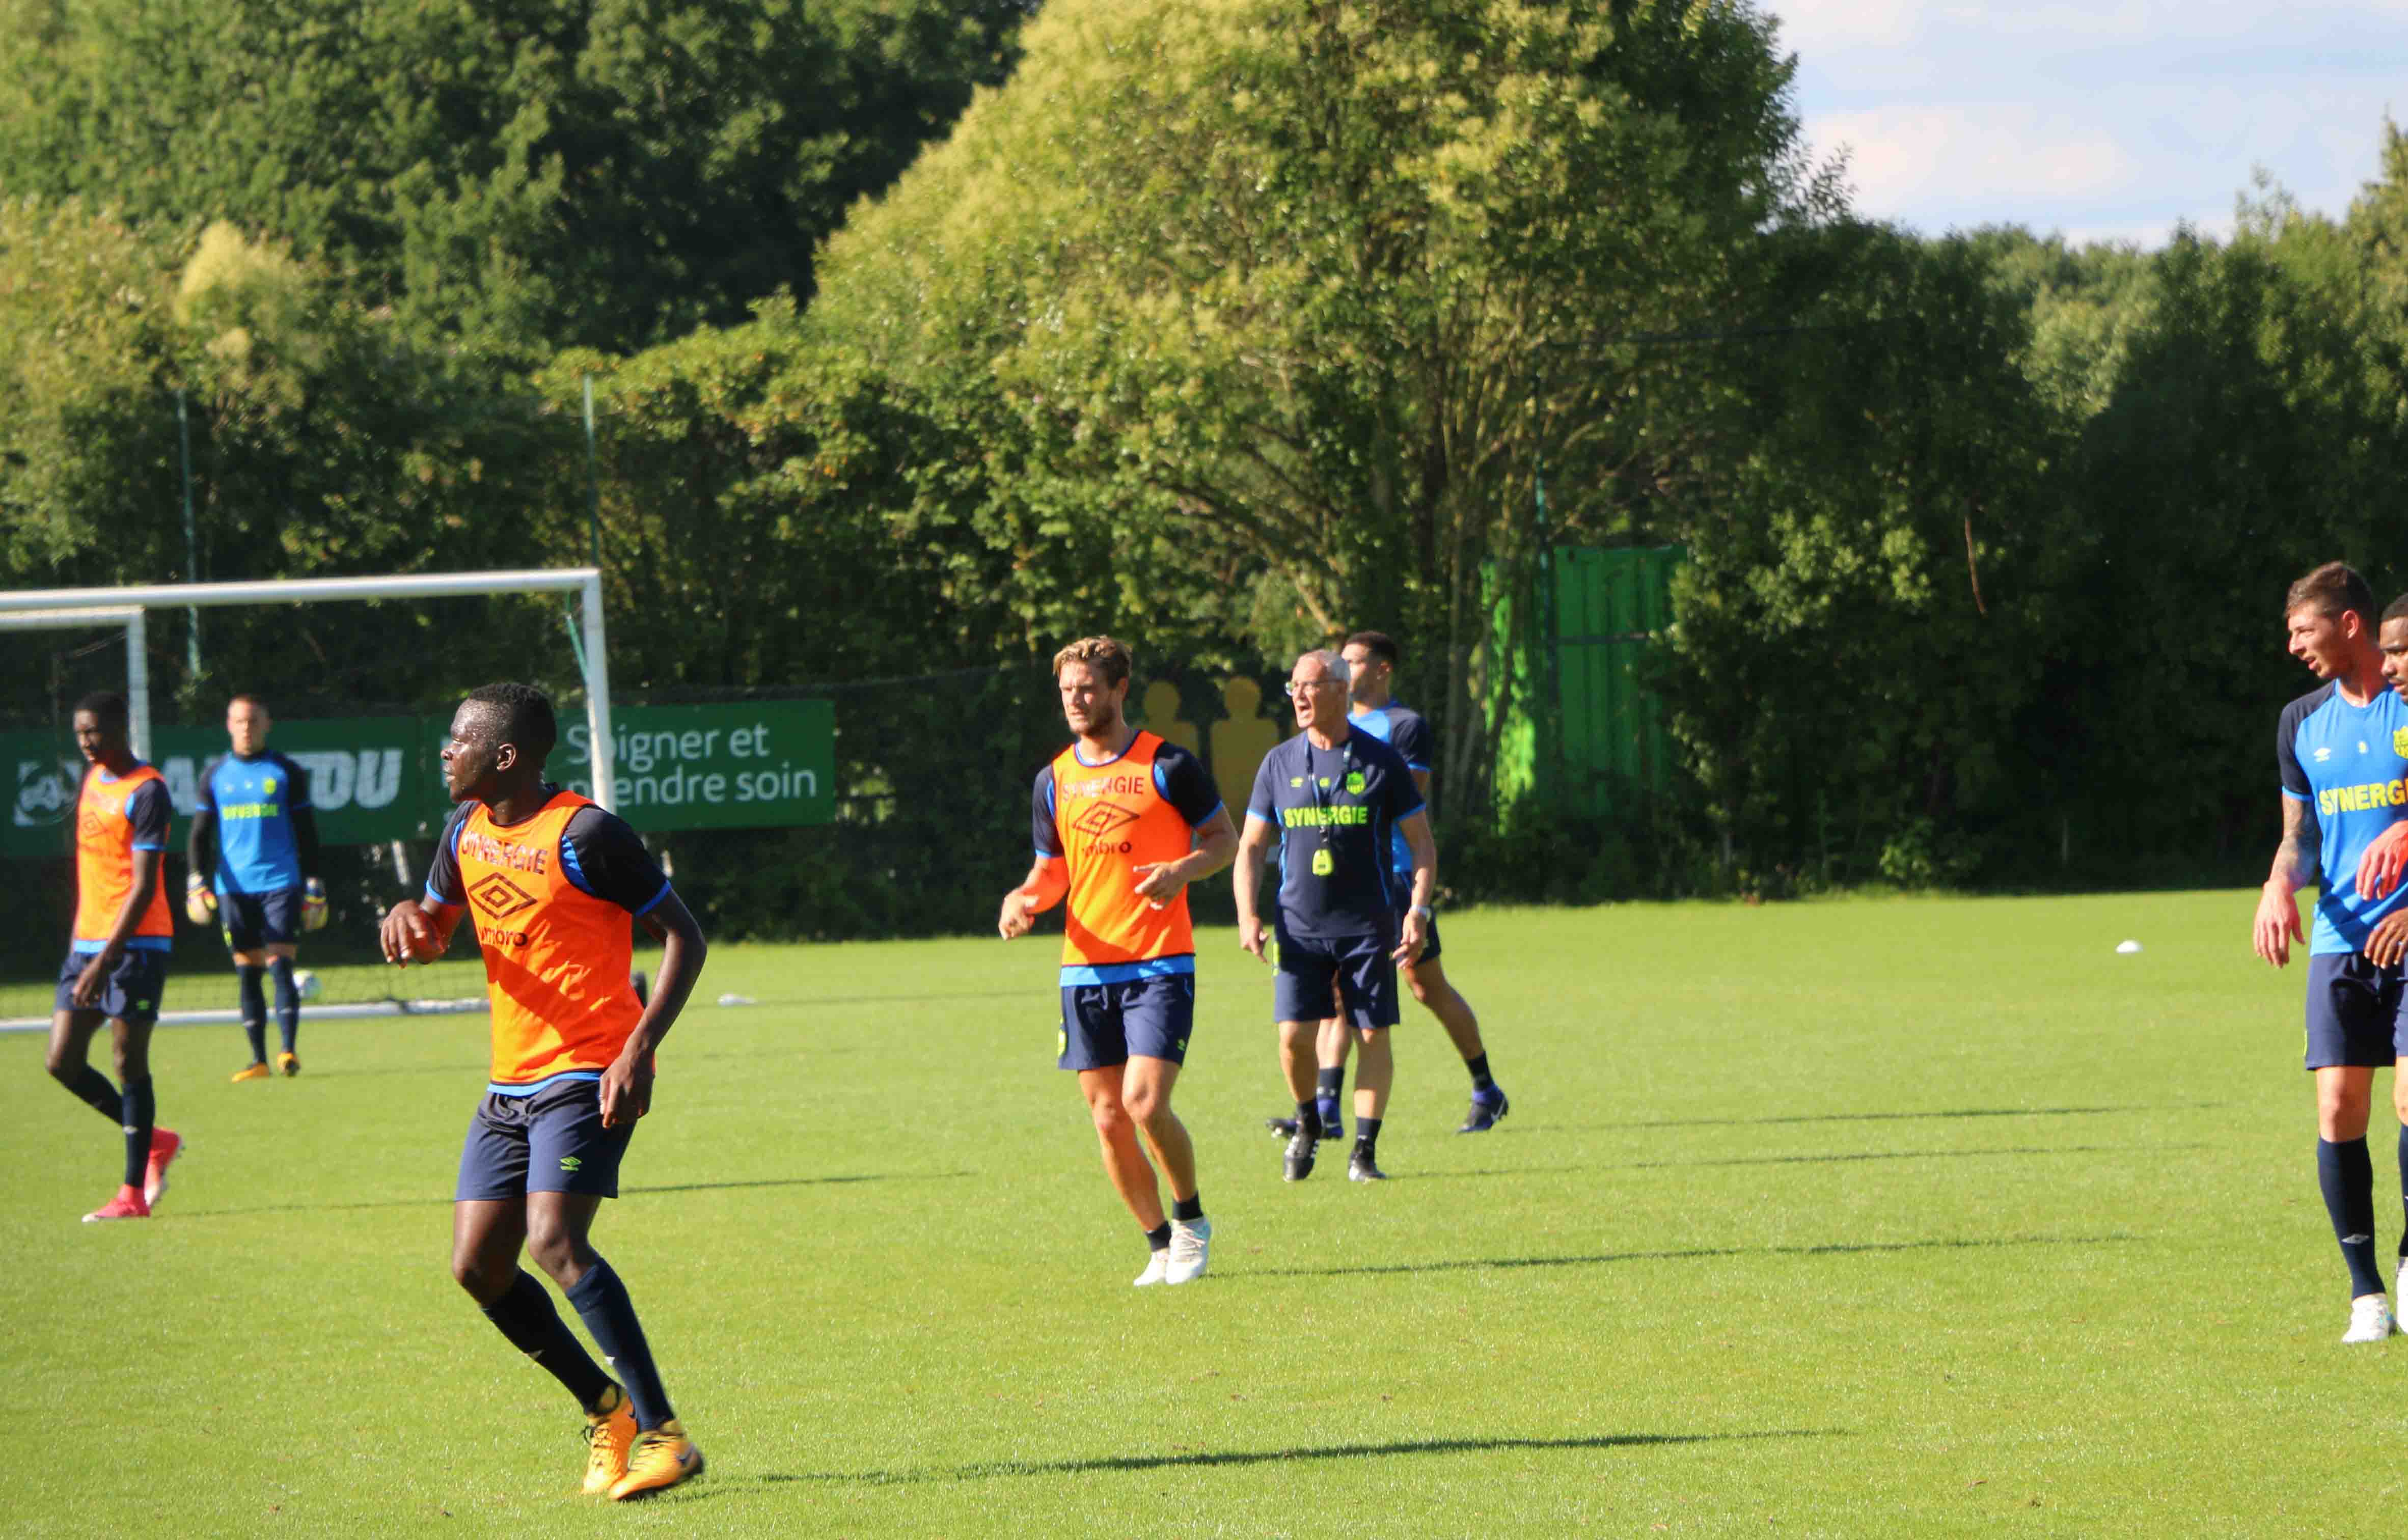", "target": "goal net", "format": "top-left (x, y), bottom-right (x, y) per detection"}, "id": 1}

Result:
top-left (0, 570), bottom-right (618, 1031)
